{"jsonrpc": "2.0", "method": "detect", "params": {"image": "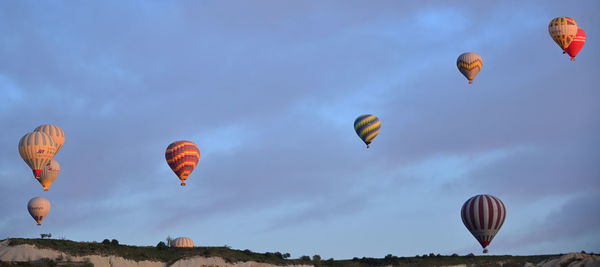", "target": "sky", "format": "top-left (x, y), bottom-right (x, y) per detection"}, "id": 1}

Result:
top-left (1, 0), bottom-right (599, 260)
